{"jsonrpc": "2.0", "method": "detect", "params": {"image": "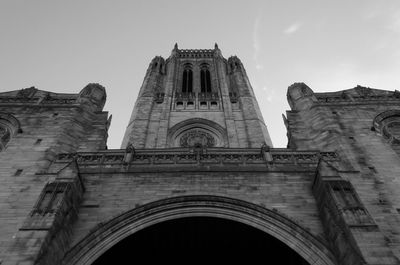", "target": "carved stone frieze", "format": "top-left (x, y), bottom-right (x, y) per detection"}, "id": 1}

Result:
top-left (54, 149), bottom-right (335, 170)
